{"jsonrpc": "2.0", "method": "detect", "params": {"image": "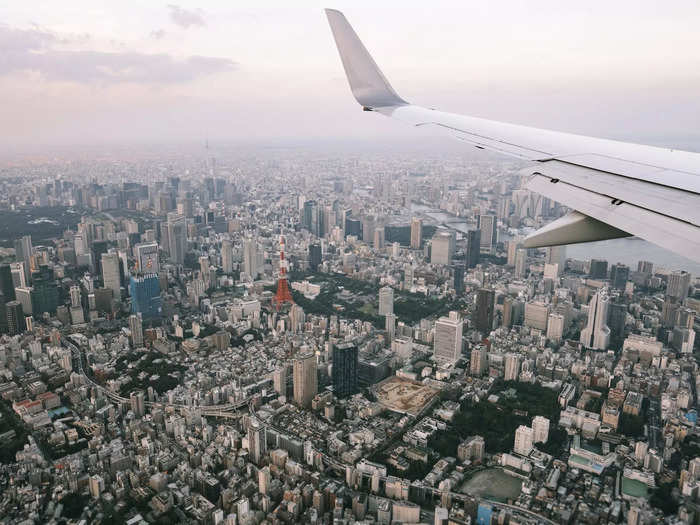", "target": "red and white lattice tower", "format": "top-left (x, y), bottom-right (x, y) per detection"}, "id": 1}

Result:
top-left (273, 235), bottom-right (294, 310)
